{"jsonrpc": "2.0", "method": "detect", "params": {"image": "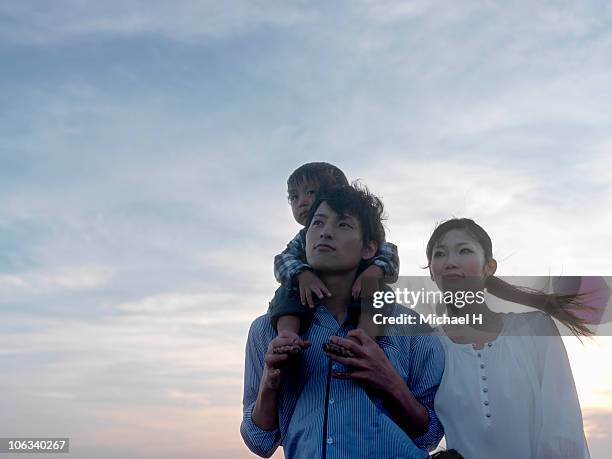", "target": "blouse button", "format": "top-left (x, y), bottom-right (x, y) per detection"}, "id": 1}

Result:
top-left (483, 388), bottom-right (488, 393)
